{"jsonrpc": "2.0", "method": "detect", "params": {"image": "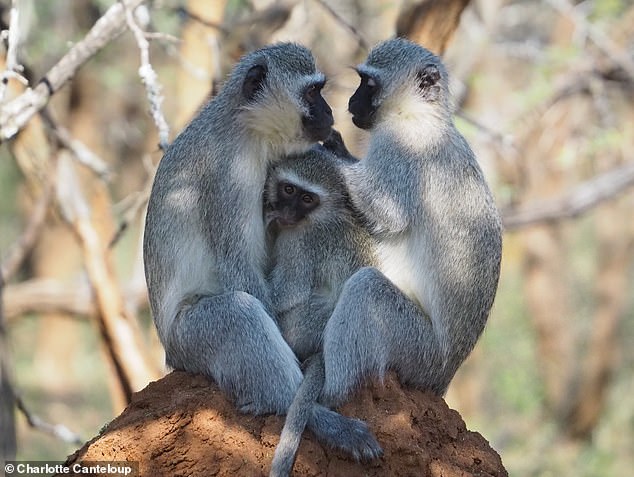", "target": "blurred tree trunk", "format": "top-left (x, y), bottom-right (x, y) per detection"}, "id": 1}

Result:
top-left (521, 223), bottom-right (575, 414)
top-left (562, 201), bottom-right (633, 438)
top-left (516, 12), bottom-right (579, 418)
top-left (0, 278), bottom-right (17, 467)
top-left (175, 0), bottom-right (227, 130)
top-left (396, 0), bottom-right (471, 55)
top-left (517, 10), bottom-right (633, 438)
